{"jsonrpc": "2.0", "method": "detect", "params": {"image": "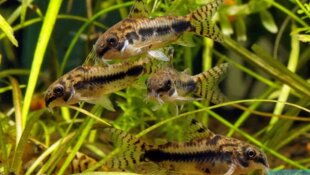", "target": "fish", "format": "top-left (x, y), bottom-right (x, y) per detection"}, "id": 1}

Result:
top-left (94, 0), bottom-right (224, 61)
top-left (146, 63), bottom-right (229, 105)
top-left (44, 57), bottom-right (162, 110)
top-left (103, 119), bottom-right (269, 175)
top-left (23, 139), bottom-right (104, 174)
